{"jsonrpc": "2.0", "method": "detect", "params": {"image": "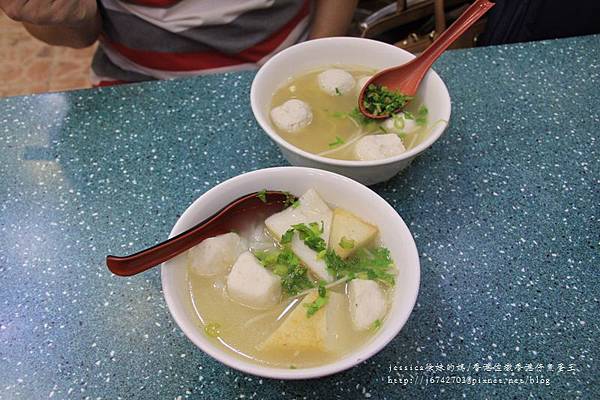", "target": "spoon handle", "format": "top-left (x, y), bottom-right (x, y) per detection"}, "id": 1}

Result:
top-left (106, 204), bottom-right (234, 276)
top-left (106, 191), bottom-right (289, 277)
top-left (418, 0), bottom-right (494, 68)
